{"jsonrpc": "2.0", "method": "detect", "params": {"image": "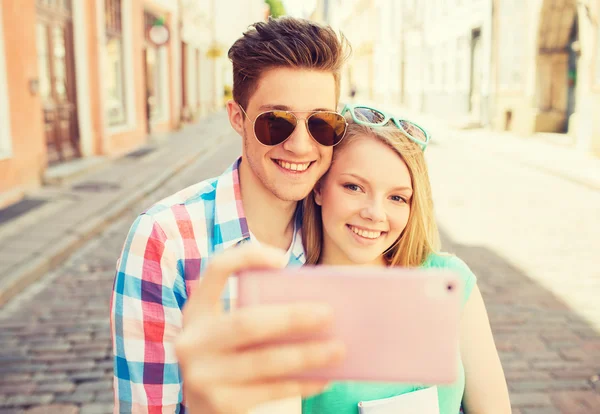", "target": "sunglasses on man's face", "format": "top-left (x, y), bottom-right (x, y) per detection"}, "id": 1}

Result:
top-left (238, 104), bottom-right (348, 147)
